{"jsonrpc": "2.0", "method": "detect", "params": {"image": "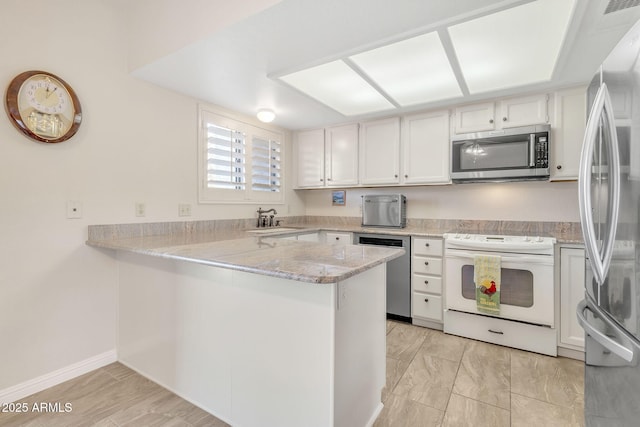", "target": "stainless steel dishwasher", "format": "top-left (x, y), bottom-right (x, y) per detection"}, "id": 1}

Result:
top-left (354, 233), bottom-right (411, 322)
